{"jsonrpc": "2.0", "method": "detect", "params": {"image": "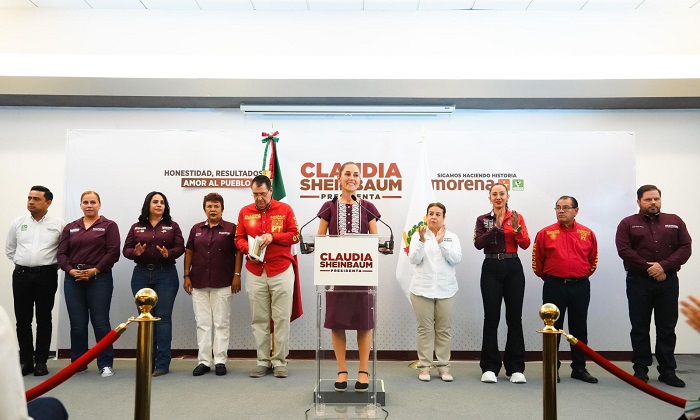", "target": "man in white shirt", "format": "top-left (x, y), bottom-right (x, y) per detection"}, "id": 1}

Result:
top-left (5, 186), bottom-right (65, 377)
